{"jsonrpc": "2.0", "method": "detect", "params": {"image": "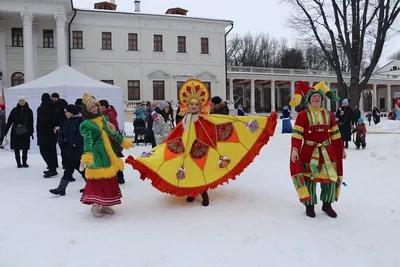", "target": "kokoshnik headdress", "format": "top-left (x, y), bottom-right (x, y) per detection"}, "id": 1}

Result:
top-left (178, 79), bottom-right (210, 115)
top-left (289, 81), bottom-right (340, 107)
